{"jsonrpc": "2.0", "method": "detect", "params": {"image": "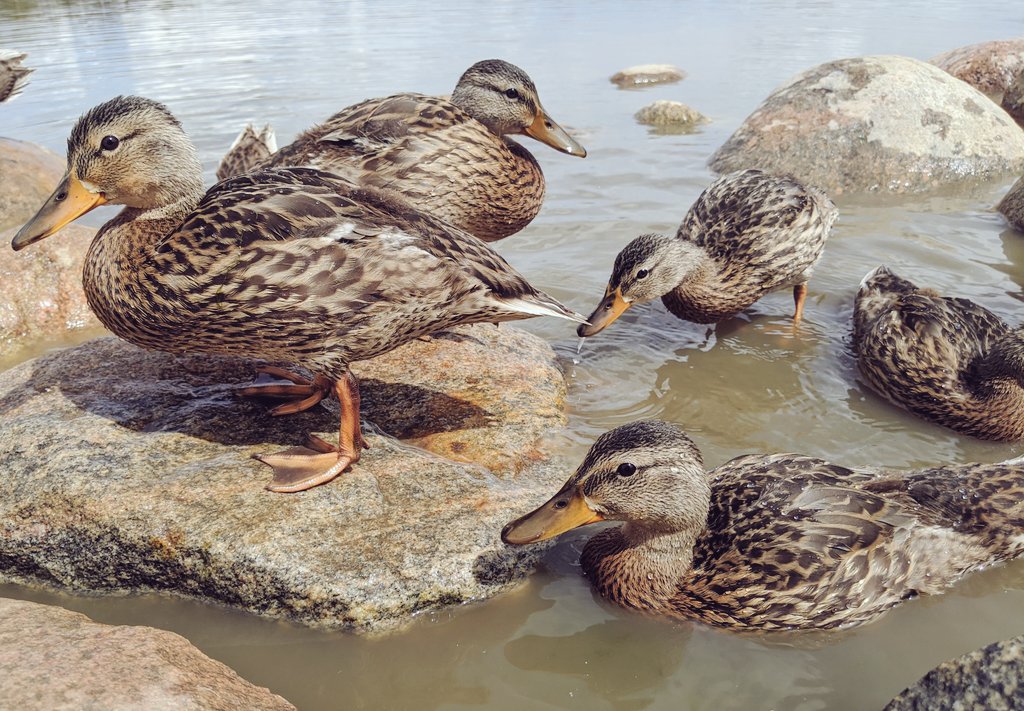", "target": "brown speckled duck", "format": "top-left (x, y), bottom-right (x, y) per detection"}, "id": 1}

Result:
top-left (215, 123), bottom-right (276, 182)
top-left (13, 96), bottom-right (584, 493)
top-left (502, 420), bottom-right (1024, 631)
top-left (218, 59), bottom-right (586, 242)
top-left (578, 169), bottom-right (837, 337)
top-left (854, 265), bottom-right (1024, 441)
top-left (0, 49), bottom-right (32, 103)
